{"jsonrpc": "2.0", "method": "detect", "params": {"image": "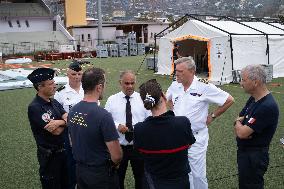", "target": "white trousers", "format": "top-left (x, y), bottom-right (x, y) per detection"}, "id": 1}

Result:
top-left (188, 127), bottom-right (209, 189)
